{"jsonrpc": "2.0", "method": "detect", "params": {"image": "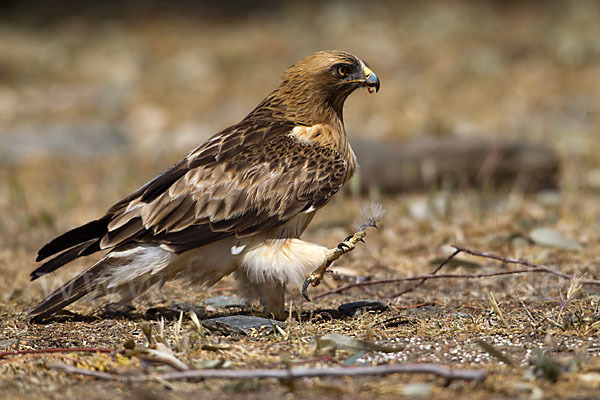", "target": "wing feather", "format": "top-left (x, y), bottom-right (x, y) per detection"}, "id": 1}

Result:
top-left (32, 118), bottom-right (349, 279)
top-left (131, 125), bottom-right (348, 251)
